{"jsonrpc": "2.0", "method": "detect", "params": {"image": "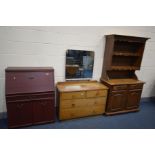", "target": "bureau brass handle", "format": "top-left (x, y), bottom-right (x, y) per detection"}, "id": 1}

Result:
top-left (28, 77), bottom-right (34, 80)
top-left (17, 103), bottom-right (24, 109)
top-left (41, 103), bottom-right (46, 106)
